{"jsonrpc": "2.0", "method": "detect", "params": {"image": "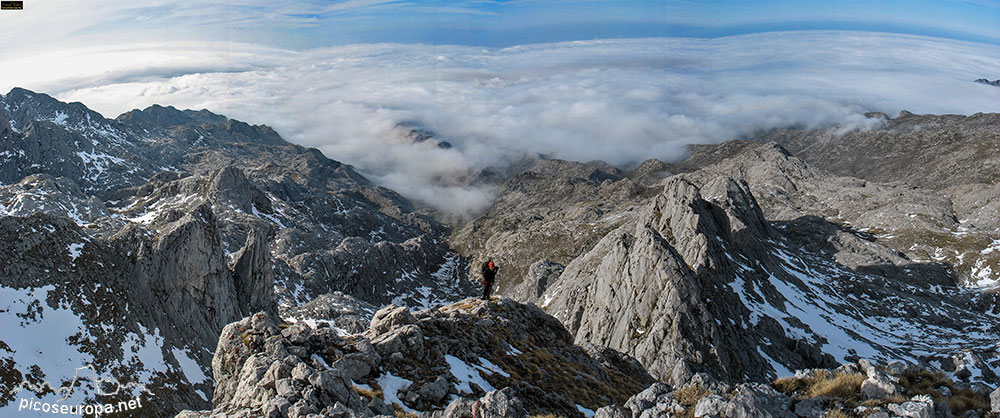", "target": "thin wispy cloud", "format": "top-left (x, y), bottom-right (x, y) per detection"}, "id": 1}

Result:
top-left (322, 0), bottom-right (406, 13)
